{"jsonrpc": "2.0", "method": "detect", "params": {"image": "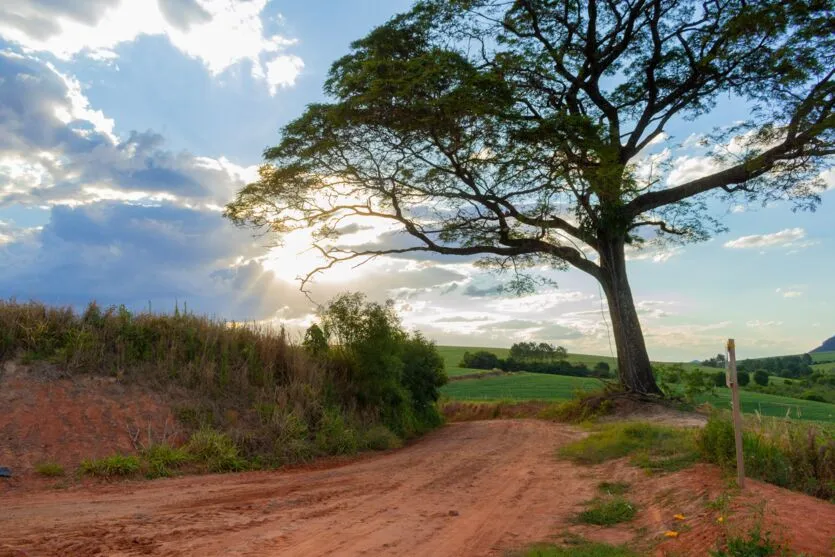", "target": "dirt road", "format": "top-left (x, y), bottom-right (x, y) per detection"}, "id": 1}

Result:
top-left (2, 420), bottom-right (591, 556)
top-left (2, 420), bottom-right (833, 557)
